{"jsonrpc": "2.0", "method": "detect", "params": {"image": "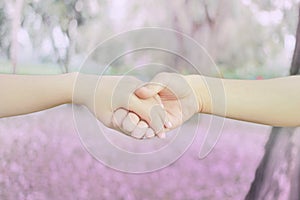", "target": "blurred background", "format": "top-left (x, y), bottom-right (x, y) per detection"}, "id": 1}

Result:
top-left (0, 0), bottom-right (299, 77)
top-left (0, 0), bottom-right (299, 199)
